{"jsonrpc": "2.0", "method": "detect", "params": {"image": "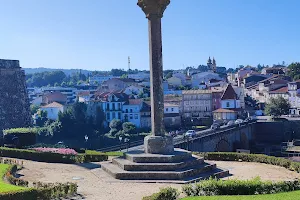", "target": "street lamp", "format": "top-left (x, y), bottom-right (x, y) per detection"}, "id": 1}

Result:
top-left (119, 136), bottom-right (123, 152)
top-left (124, 137), bottom-right (130, 152)
top-left (84, 135), bottom-right (89, 150)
